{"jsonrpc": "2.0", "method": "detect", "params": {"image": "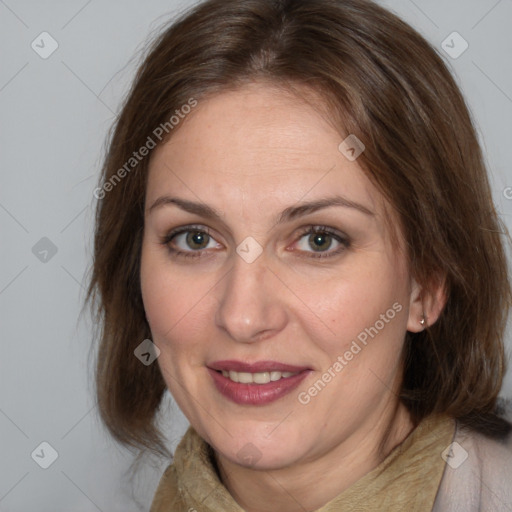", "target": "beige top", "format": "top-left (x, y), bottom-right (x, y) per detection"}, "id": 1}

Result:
top-left (150, 413), bottom-right (461, 511)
